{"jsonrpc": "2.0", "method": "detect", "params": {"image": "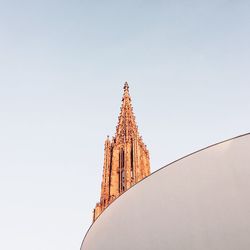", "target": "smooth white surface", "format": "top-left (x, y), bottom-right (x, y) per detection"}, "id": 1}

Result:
top-left (81, 134), bottom-right (250, 250)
